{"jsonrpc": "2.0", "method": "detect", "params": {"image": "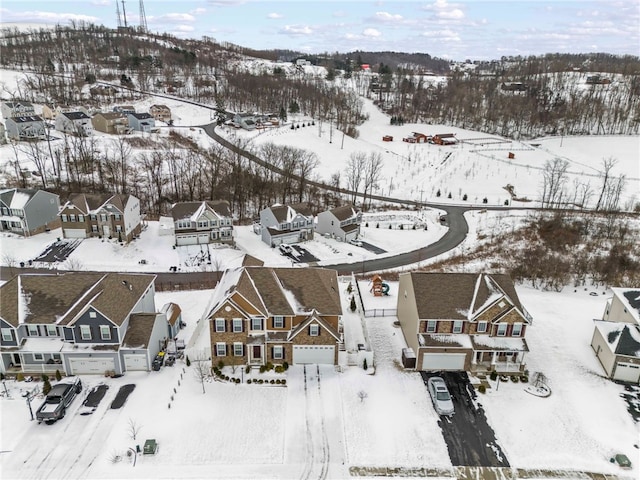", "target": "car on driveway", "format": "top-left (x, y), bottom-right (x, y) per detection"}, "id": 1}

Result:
top-left (427, 376), bottom-right (454, 416)
top-left (36, 377), bottom-right (83, 423)
top-left (278, 243), bottom-right (293, 255)
top-left (349, 238), bottom-right (363, 247)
